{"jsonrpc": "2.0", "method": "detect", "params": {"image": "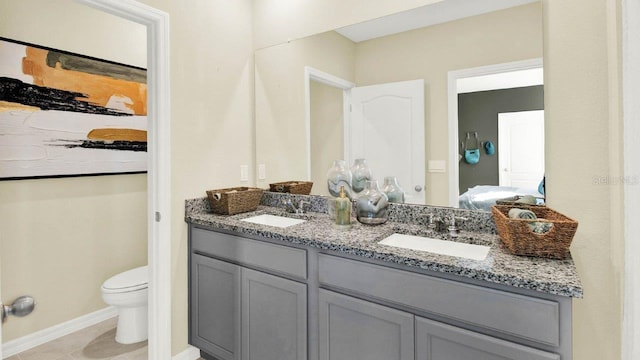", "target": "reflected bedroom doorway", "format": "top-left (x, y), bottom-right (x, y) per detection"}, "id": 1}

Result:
top-left (448, 58), bottom-right (544, 210)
